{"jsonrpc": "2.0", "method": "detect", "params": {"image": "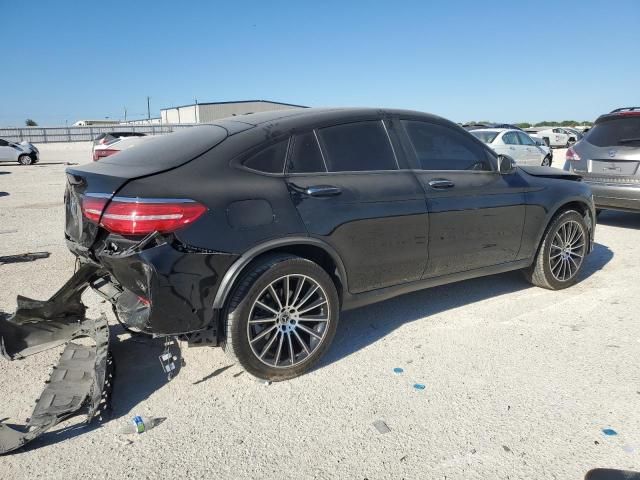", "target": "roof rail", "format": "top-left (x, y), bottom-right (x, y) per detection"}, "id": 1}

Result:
top-left (610, 107), bottom-right (640, 113)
